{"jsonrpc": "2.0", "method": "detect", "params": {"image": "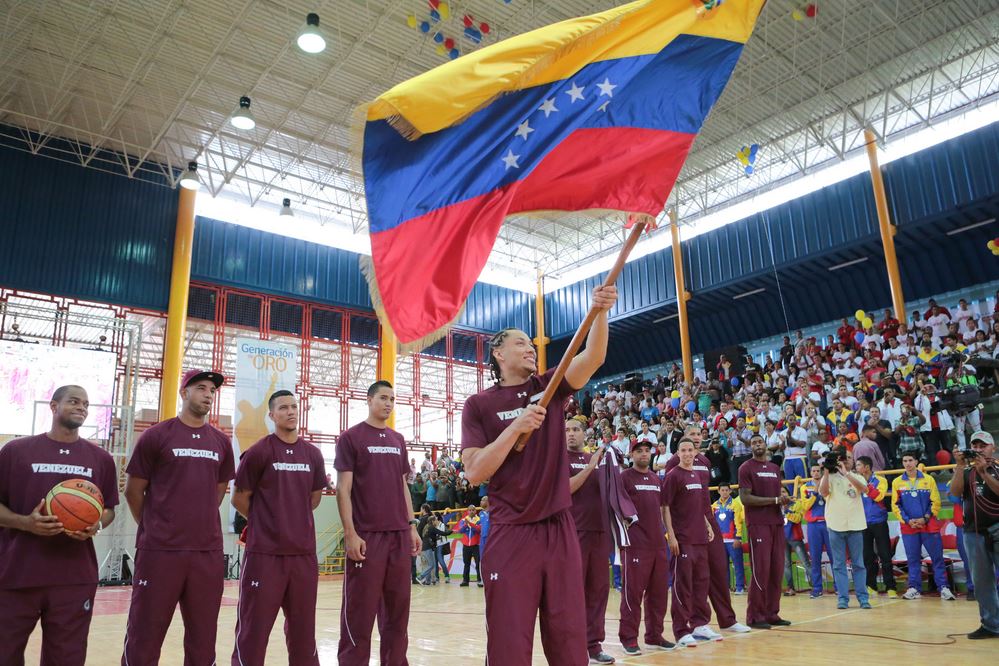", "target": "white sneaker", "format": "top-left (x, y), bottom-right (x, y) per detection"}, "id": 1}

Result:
top-left (902, 587), bottom-right (922, 600)
top-left (940, 587), bottom-right (957, 601)
top-left (692, 625), bottom-right (723, 641)
top-left (677, 634), bottom-right (698, 648)
top-left (721, 622), bottom-right (752, 633)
